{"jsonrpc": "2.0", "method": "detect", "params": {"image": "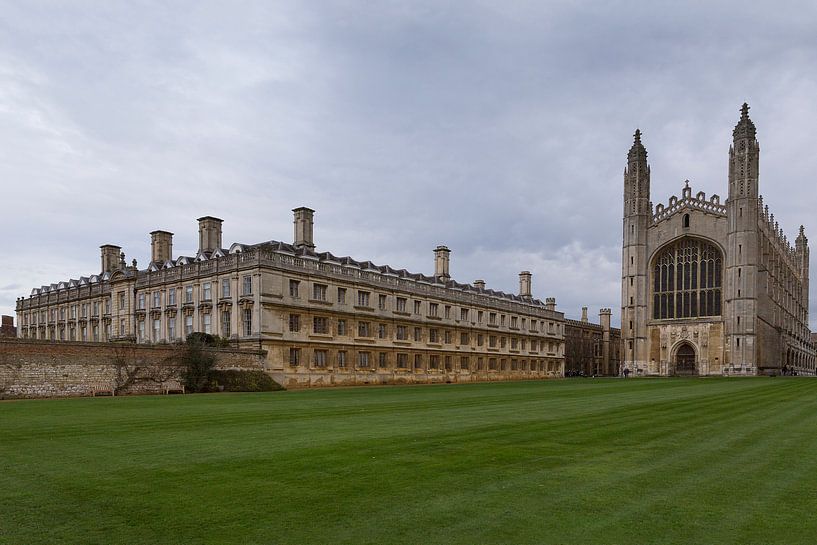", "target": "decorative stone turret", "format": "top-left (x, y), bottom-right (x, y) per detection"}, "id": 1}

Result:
top-left (581, 306), bottom-right (588, 323)
top-left (473, 280), bottom-right (485, 290)
top-left (545, 297), bottom-right (556, 311)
